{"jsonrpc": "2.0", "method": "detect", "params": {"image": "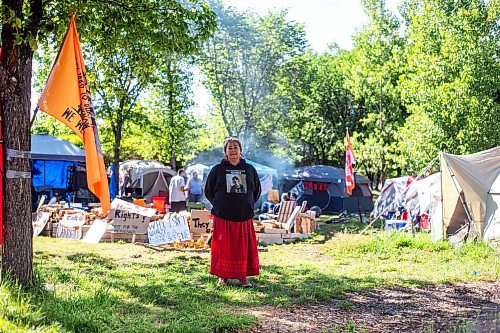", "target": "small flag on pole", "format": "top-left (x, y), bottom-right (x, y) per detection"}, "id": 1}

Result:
top-left (37, 13), bottom-right (110, 213)
top-left (345, 129), bottom-right (355, 196)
